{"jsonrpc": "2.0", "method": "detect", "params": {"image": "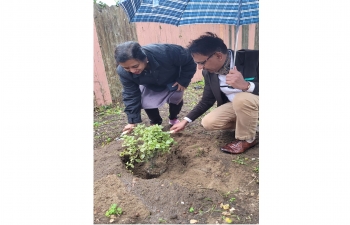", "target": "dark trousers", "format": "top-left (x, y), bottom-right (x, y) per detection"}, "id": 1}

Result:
top-left (144, 100), bottom-right (183, 125)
